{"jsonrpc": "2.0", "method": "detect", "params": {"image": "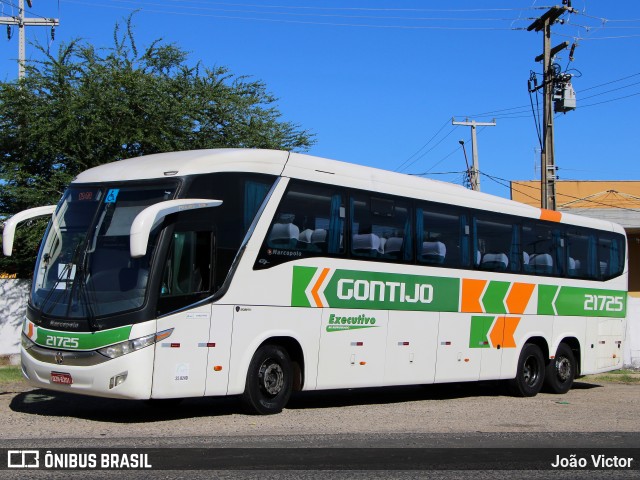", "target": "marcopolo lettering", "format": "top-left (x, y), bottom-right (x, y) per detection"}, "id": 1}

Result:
top-left (336, 278), bottom-right (434, 304)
